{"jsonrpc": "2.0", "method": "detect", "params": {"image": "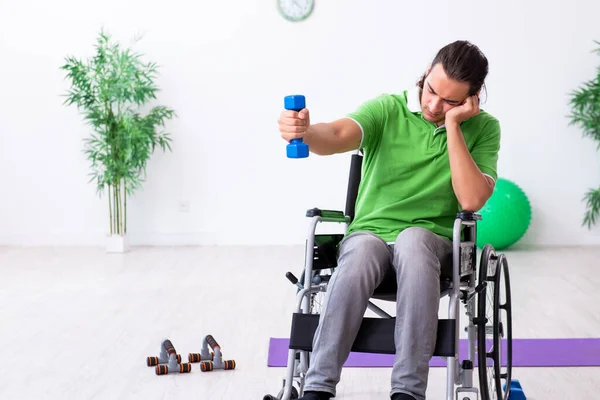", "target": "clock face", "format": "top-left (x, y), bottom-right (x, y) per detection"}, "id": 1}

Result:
top-left (277, 0), bottom-right (315, 22)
